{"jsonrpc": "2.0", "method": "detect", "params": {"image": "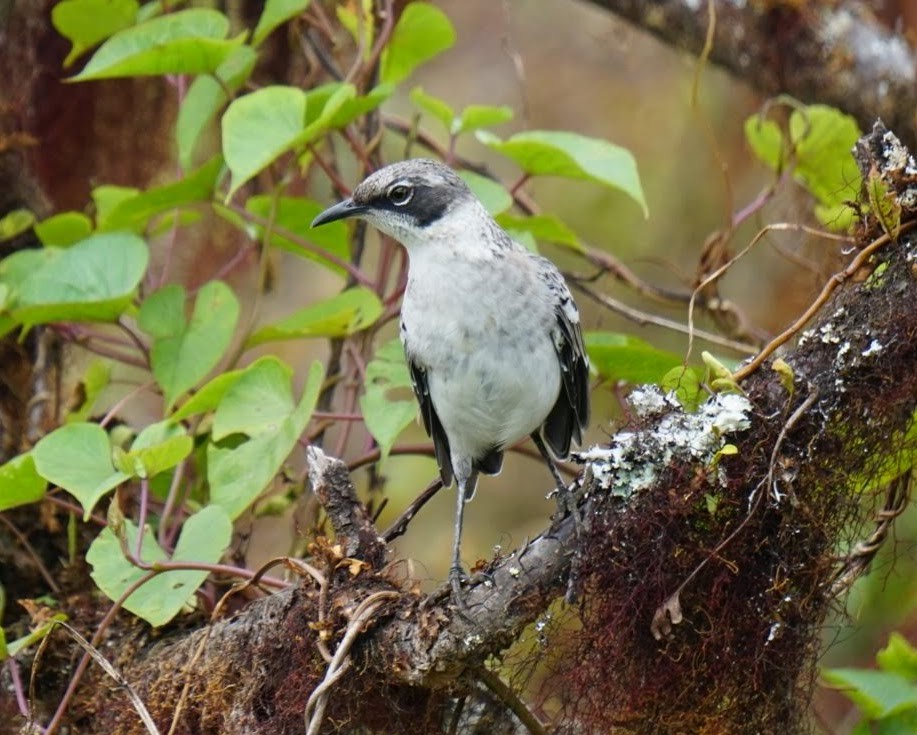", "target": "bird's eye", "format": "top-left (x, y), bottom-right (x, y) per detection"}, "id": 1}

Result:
top-left (387, 184), bottom-right (413, 206)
